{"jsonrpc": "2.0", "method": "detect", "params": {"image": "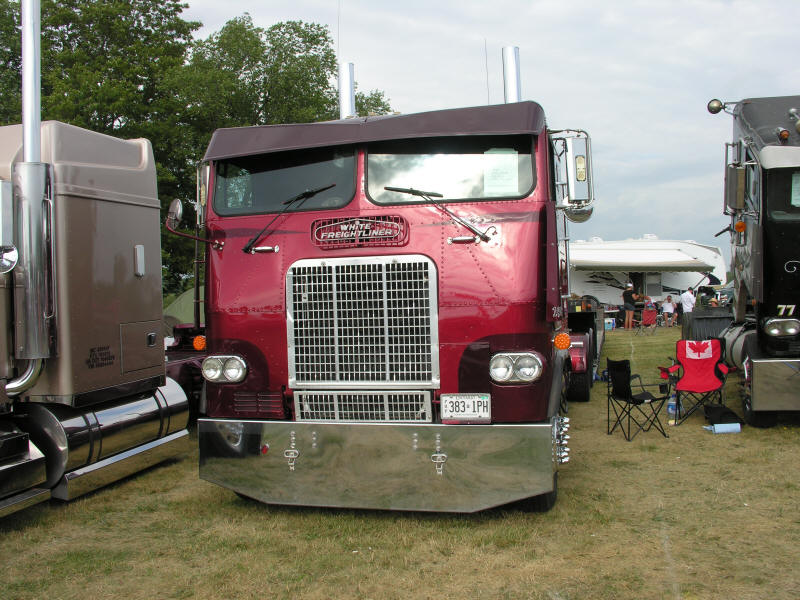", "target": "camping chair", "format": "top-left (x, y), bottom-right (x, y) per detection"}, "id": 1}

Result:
top-left (660, 338), bottom-right (728, 425)
top-left (635, 308), bottom-right (658, 335)
top-left (607, 358), bottom-right (670, 441)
